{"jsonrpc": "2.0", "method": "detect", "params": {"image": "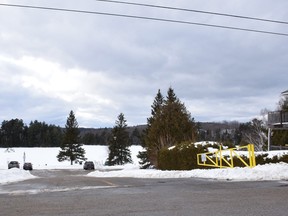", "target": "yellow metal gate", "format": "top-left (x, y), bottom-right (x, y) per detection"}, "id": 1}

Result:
top-left (197, 144), bottom-right (256, 168)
